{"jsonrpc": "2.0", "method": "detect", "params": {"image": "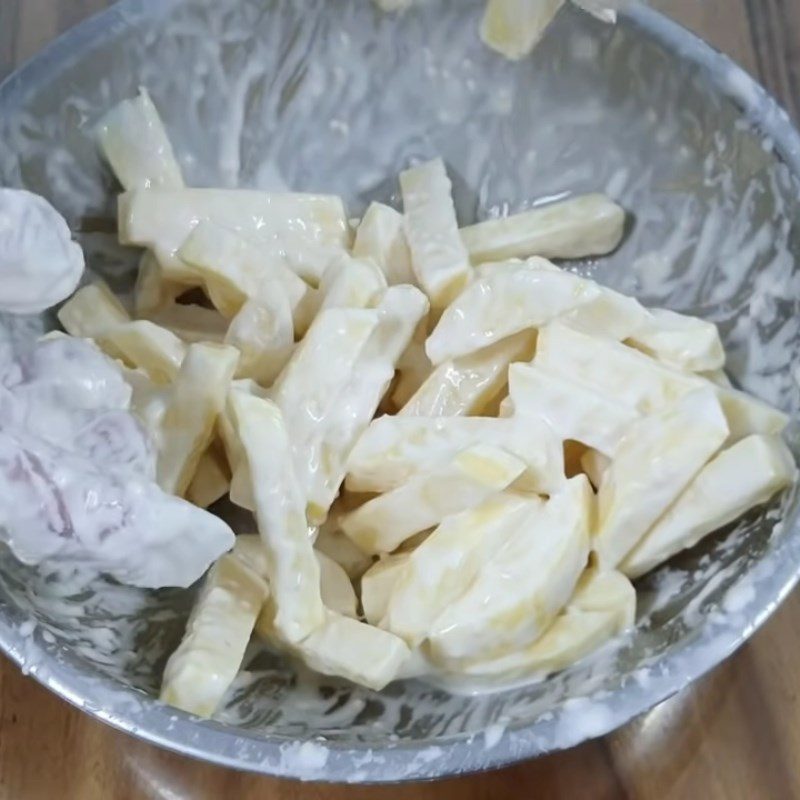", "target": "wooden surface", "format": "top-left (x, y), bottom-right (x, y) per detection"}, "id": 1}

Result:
top-left (1, 2), bottom-right (800, 798)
